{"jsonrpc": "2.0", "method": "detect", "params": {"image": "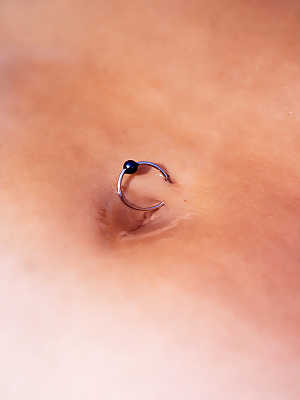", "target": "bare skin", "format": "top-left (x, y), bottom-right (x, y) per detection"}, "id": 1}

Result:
top-left (1, 1), bottom-right (300, 398)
